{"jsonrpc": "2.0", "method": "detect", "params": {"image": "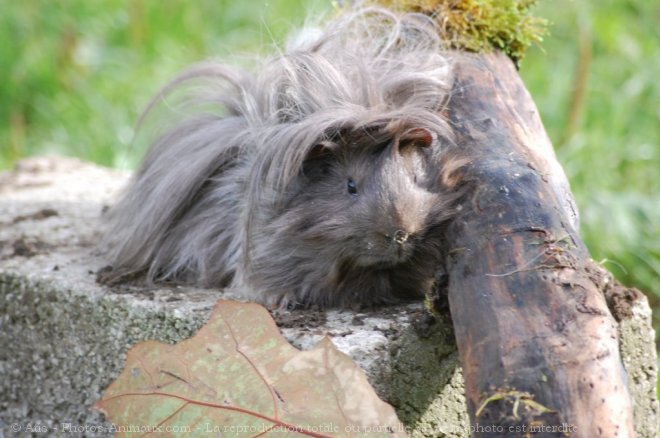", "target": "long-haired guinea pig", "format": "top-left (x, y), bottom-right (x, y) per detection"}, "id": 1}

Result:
top-left (101, 8), bottom-right (463, 308)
